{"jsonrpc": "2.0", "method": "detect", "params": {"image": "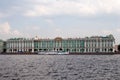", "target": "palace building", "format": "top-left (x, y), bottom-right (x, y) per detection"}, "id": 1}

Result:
top-left (6, 35), bottom-right (115, 53)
